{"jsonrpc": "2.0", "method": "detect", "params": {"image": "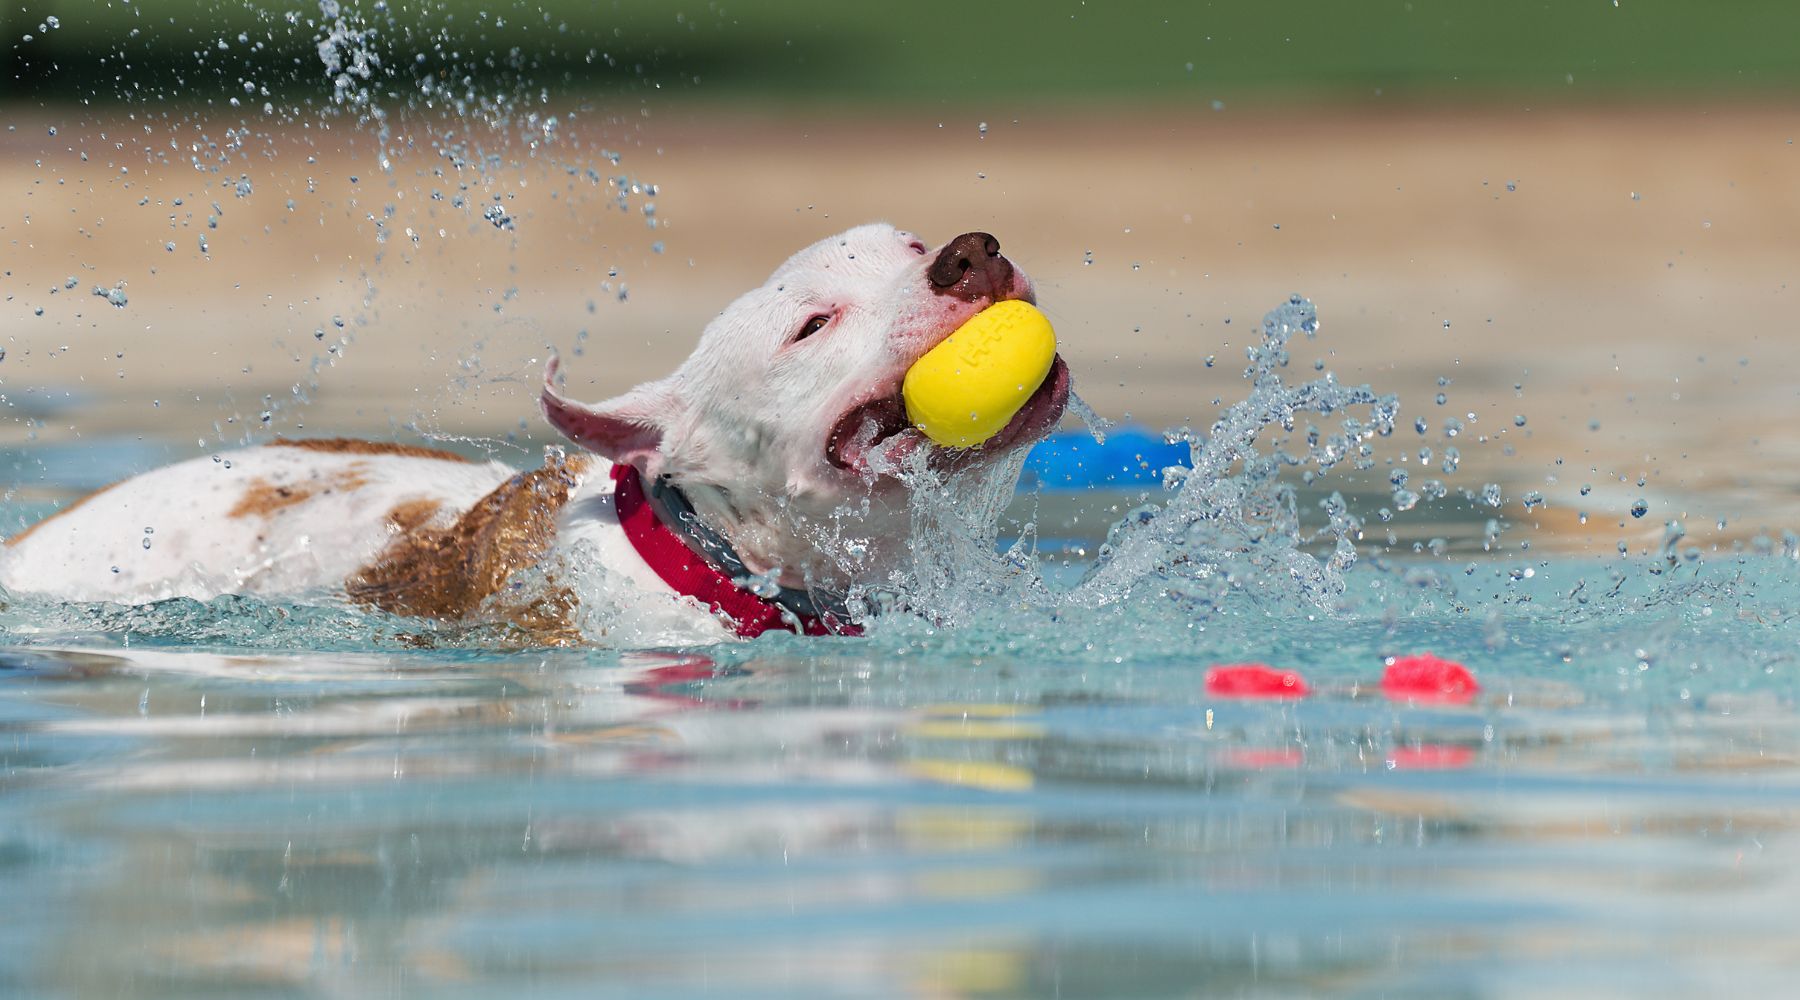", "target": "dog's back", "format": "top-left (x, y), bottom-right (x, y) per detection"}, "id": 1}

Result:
top-left (1, 439), bottom-right (518, 605)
